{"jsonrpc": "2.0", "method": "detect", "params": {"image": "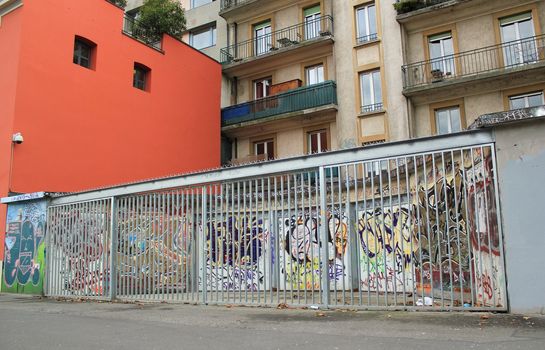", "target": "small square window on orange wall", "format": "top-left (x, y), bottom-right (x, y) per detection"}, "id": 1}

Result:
top-left (133, 63), bottom-right (151, 91)
top-left (73, 36), bottom-right (96, 69)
